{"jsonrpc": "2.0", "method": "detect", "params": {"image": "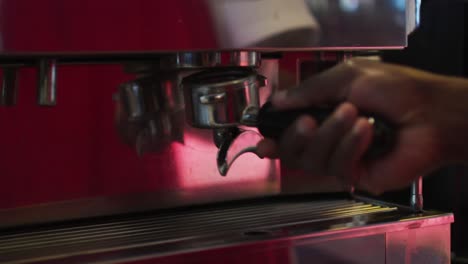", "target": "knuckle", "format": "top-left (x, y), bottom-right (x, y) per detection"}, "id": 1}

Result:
top-left (351, 72), bottom-right (377, 88)
top-left (325, 114), bottom-right (355, 137)
top-left (332, 116), bottom-right (351, 132)
top-left (342, 58), bottom-right (367, 73)
top-left (348, 73), bottom-right (381, 101)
